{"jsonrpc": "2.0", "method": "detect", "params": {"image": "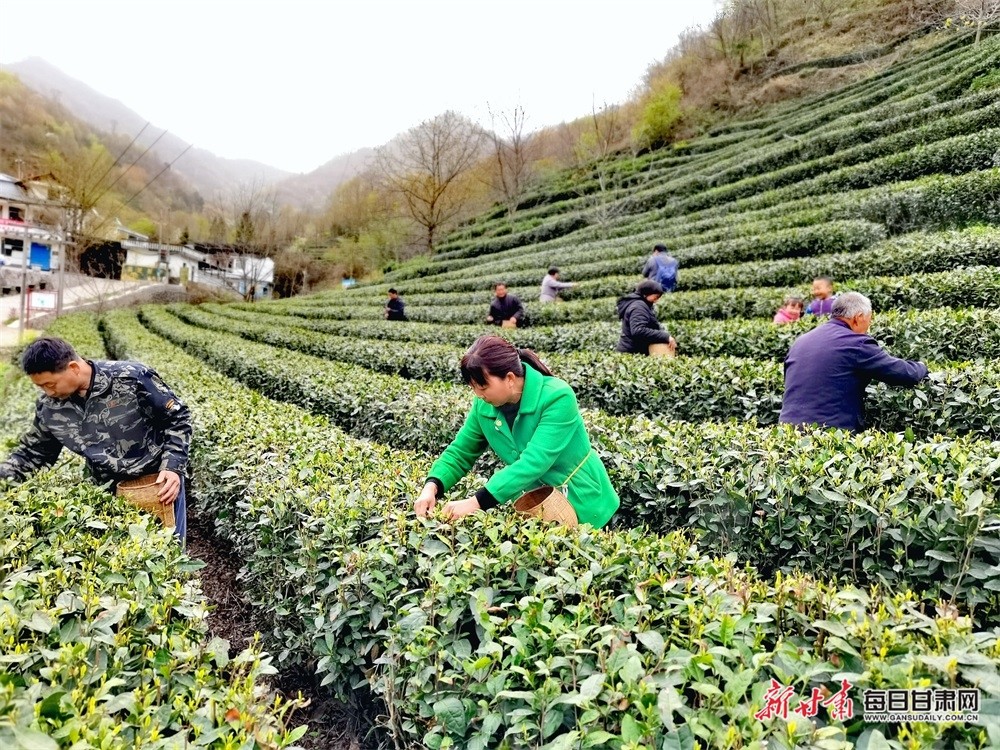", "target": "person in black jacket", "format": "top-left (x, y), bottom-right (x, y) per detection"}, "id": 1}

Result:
top-left (385, 288), bottom-right (407, 321)
top-left (486, 283), bottom-right (526, 327)
top-left (616, 279), bottom-right (675, 355)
